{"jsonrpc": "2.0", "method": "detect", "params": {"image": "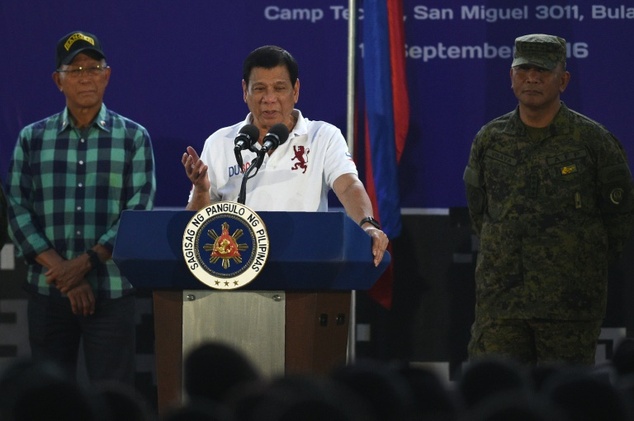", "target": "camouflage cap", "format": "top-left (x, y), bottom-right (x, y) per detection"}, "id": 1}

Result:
top-left (512, 34), bottom-right (566, 70)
